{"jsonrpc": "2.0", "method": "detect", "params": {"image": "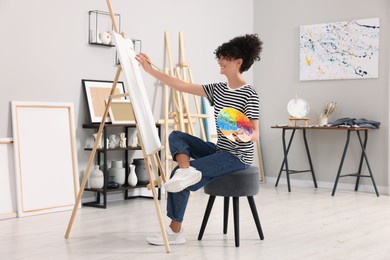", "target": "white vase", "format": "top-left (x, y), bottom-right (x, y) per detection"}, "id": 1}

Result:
top-left (319, 117), bottom-right (329, 126)
top-left (109, 160), bottom-right (125, 185)
top-left (128, 164), bottom-right (138, 187)
top-left (133, 158), bottom-right (149, 185)
top-left (90, 165), bottom-right (104, 189)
